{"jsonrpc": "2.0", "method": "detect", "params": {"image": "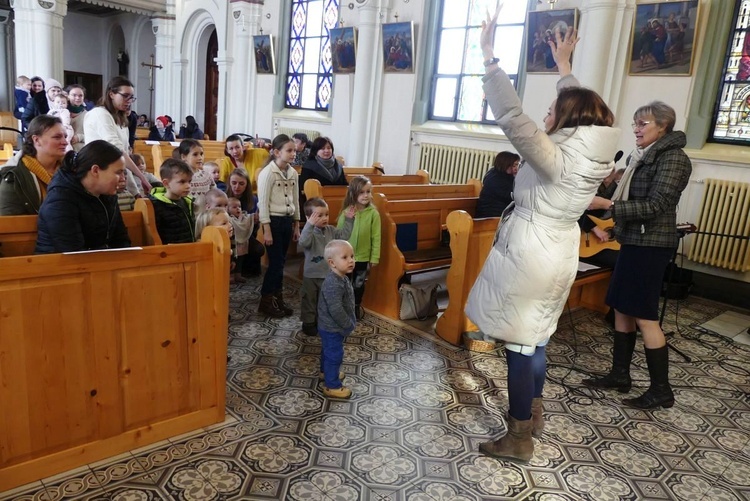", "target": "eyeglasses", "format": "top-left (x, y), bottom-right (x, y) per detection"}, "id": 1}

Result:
top-left (631, 120), bottom-right (652, 130)
top-left (116, 92), bottom-right (137, 102)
